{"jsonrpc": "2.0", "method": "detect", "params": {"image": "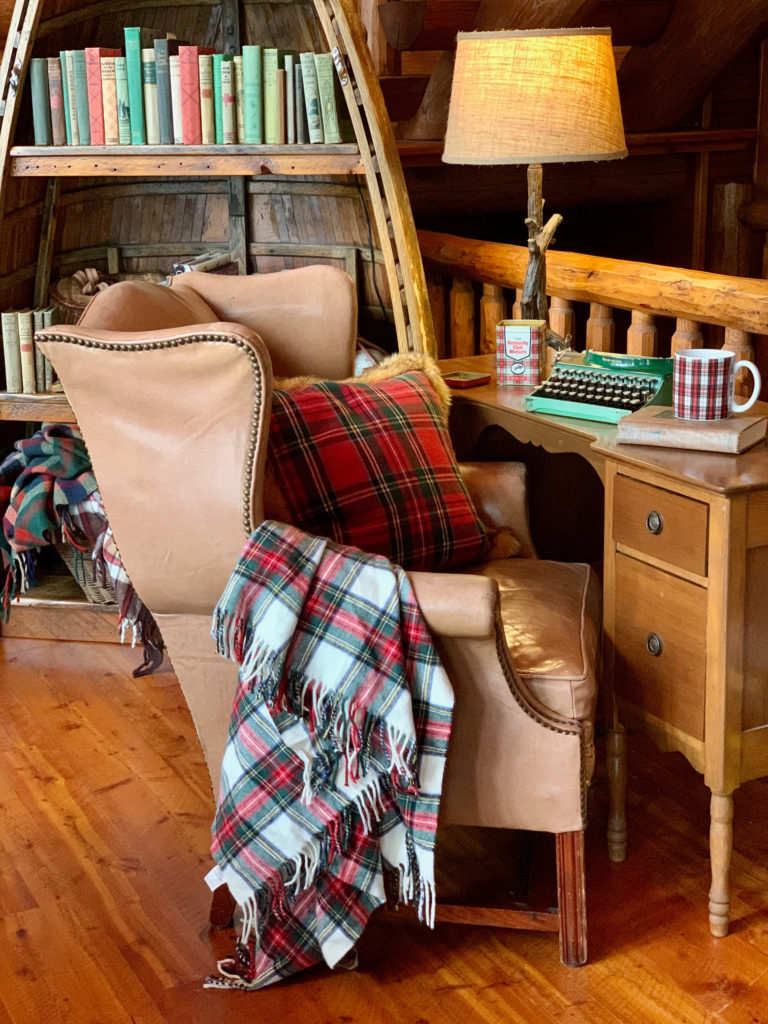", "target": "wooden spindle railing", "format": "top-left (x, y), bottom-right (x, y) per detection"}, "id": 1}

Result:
top-left (417, 229), bottom-right (768, 398)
